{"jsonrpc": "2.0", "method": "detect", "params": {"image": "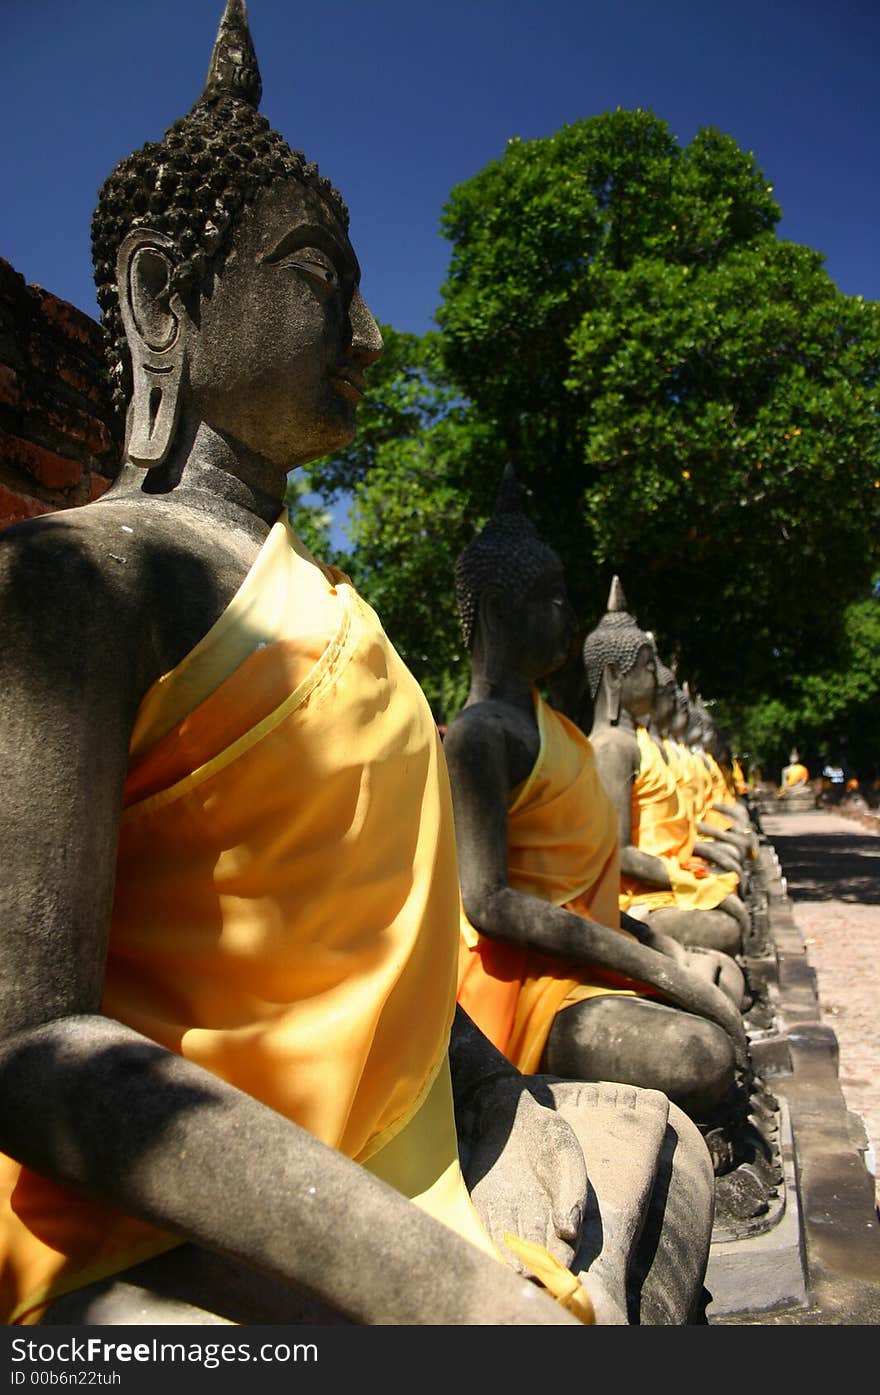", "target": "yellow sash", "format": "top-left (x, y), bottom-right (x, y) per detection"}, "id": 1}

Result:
top-left (619, 729), bottom-right (738, 913)
top-left (0, 515), bottom-right (482, 1321)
